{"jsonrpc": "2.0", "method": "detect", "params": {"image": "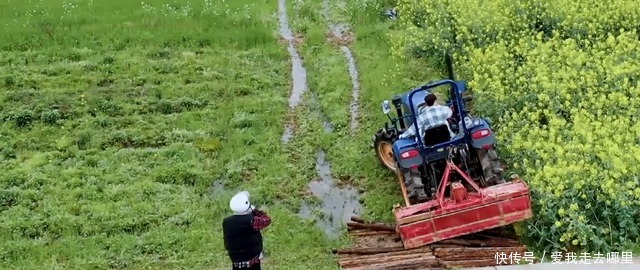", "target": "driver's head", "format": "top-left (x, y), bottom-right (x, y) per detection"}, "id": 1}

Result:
top-left (425, 93), bottom-right (437, 106)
